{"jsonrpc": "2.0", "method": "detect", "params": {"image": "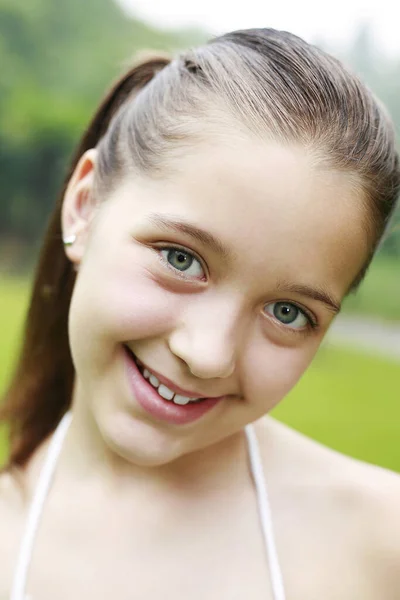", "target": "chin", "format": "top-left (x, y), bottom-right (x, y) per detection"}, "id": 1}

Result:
top-left (99, 410), bottom-right (188, 468)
